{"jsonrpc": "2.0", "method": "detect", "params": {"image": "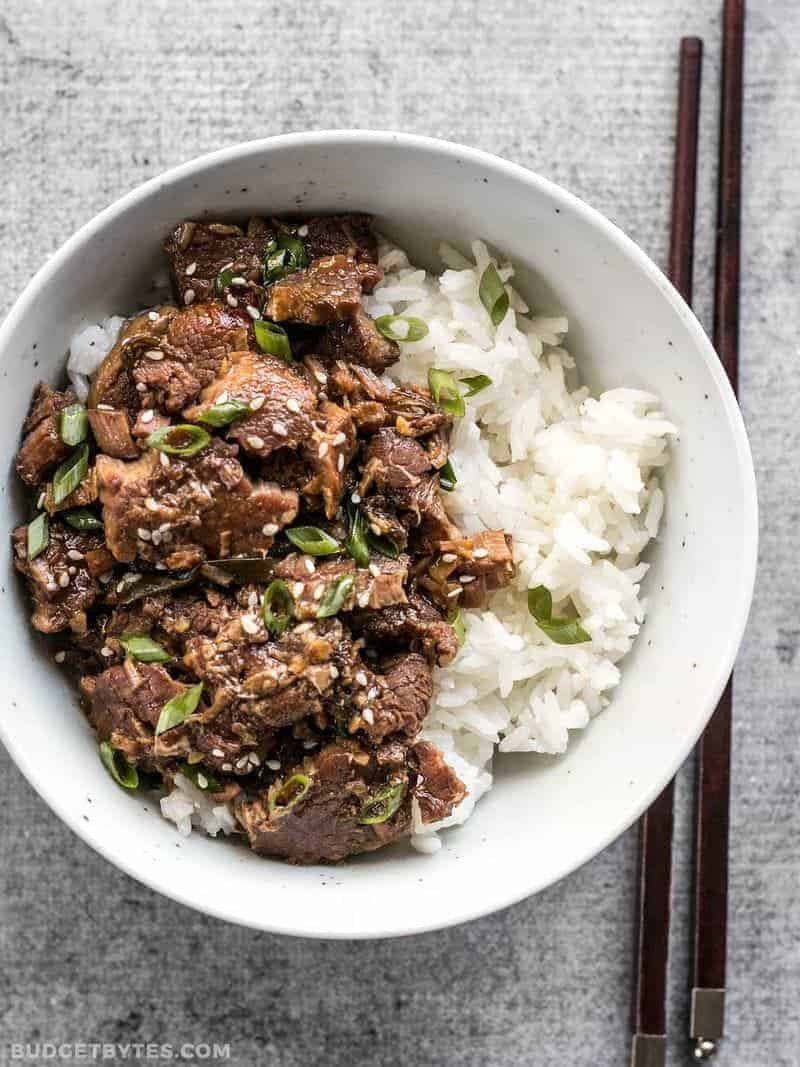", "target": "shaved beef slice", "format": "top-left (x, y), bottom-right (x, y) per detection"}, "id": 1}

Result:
top-left (89, 306), bottom-right (177, 417)
top-left (319, 307), bottom-right (399, 373)
top-left (412, 740), bottom-right (467, 823)
top-left (87, 409), bottom-right (137, 459)
top-left (438, 530), bottom-right (515, 608)
top-left (301, 401), bottom-right (357, 518)
top-left (302, 214), bottom-right (379, 273)
top-left (163, 218), bottom-right (274, 310)
top-left (272, 553), bottom-right (408, 619)
top-left (266, 255), bottom-right (364, 325)
top-left (353, 590), bottom-right (458, 667)
top-left (15, 384), bottom-right (76, 486)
